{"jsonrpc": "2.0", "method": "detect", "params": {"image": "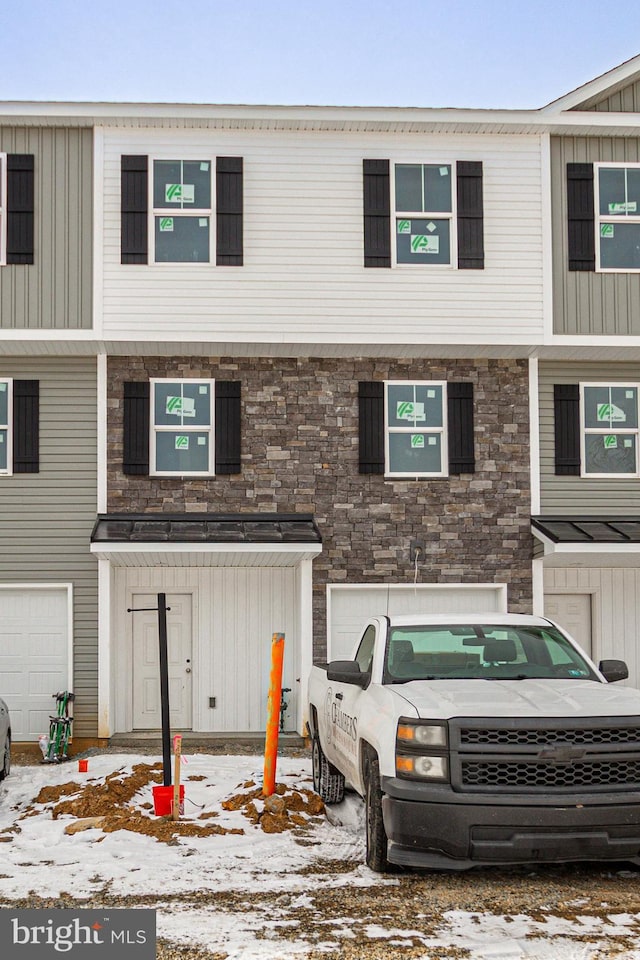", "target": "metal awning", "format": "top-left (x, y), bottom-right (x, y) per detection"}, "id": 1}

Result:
top-left (532, 516), bottom-right (640, 568)
top-left (90, 513), bottom-right (322, 568)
